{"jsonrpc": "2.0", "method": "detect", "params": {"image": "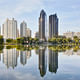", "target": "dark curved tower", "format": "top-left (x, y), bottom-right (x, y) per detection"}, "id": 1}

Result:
top-left (39, 10), bottom-right (47, 41)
